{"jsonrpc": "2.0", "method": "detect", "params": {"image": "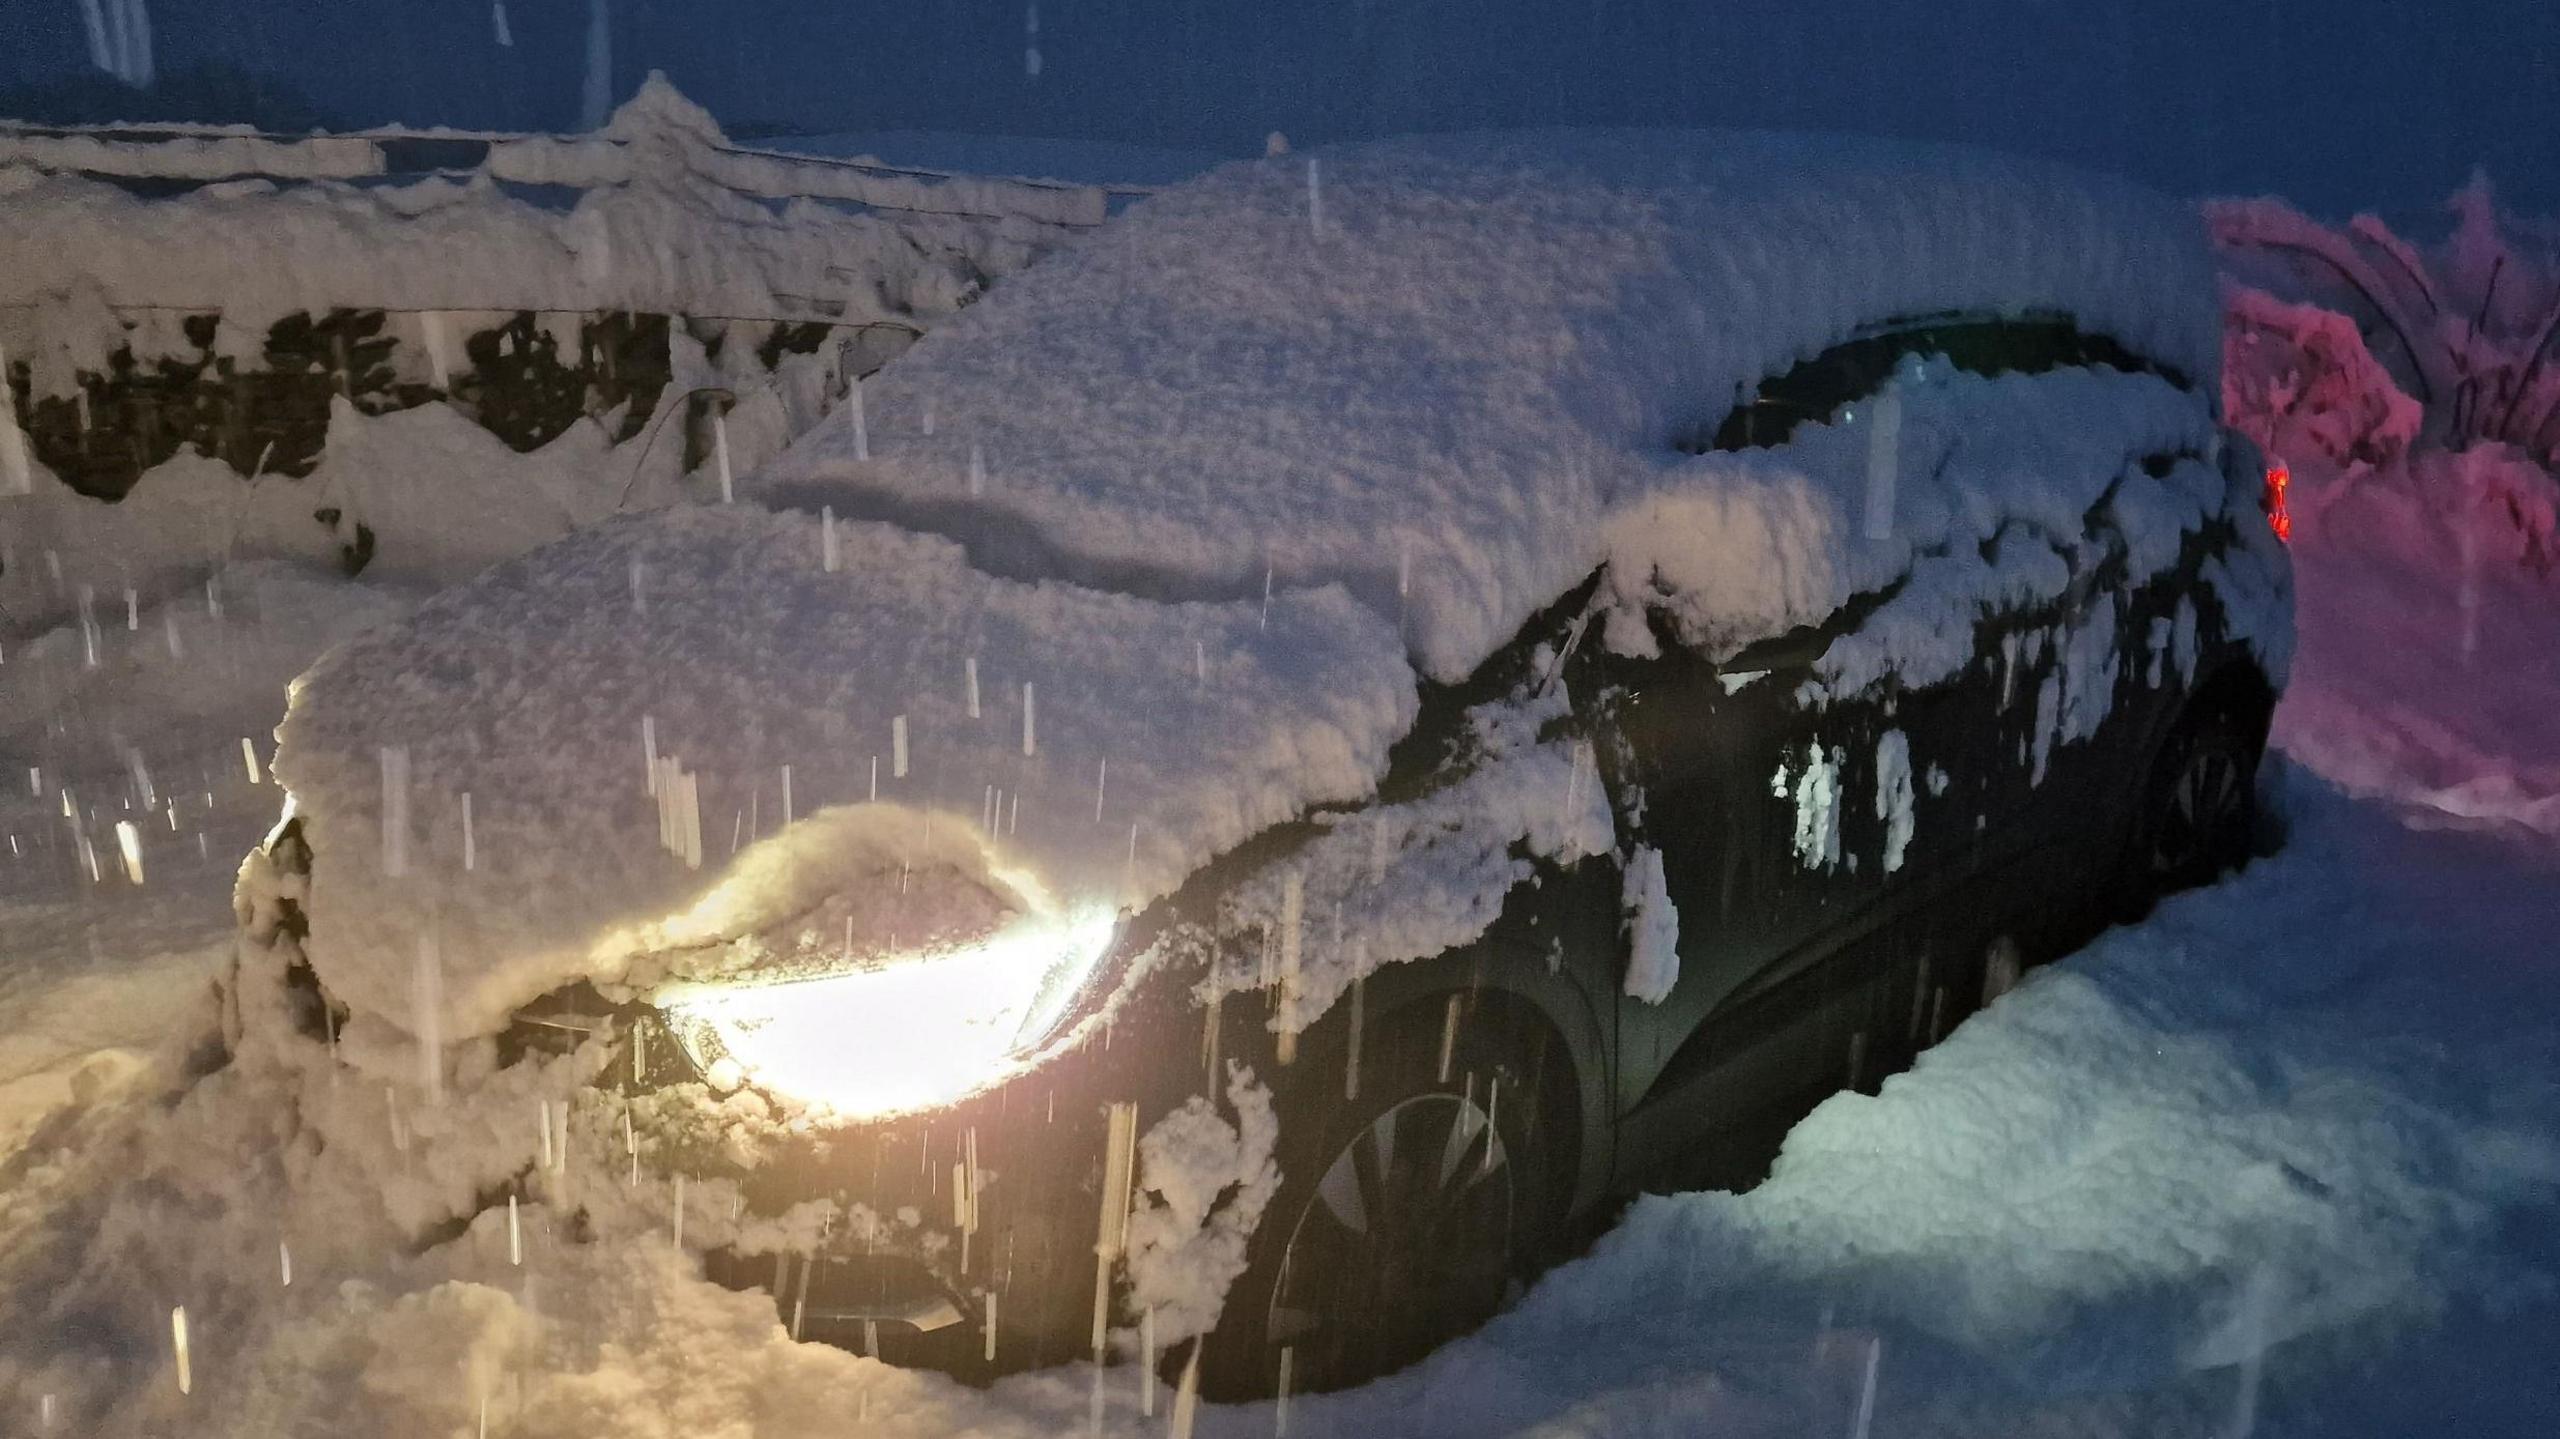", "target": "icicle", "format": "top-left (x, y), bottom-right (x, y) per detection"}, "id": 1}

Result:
top-left (1306, 158), bottom-right (1324, 237)
top-left (713, 410), bottom-right (734, 503)
top-left (1850, 1335), bottom-right (1882, 1439)
top-left (461, 792), bottom-right (475, 872)
top-left (968, 443), bottom-right (986, 496)
top-left (1021, 683), bottom-right (1037, 756)
top-left (1862, 385), bottom-right (1902, 540)
top-left (1090, 1102), bottom-right (1139, 1354)
top-left (413, 935), bottom-right (444, 1103)
top-left (278, 1241), bottom-right (292, 1287)
top-left (0, 340), bottom-right (28, 496)
top-left (1140, 1306), bottom-right (1158, 1416)
top-left (2458, 471), bottom-right (2481, 666)
top-left (850, 378), bottom-right (869, 461)
top-left (1346, 964), bottom-right (1365, 1100)
top-left (791, 1250), bottom-right (812, 1339)
top-left (112, 820), bottom-right (143, 884)
top-left (507, 1194), bottom-right (522, 1266)
top-left (240, 737), bottom-right (262, 785)
top-left (490, 0), bottom-right (512, 48)
top-left (965, 657), bottom-right (981, 718)
top-left (379, 746), bottom-right (410, 877)
top-left (892, 716), bottom-right (910, 778)
top-left (538, 1100), bottom-right (554, 1171)
top-left (1169, 1342), bottom-right (1201, 1439)
top-left (2227, 1266), bottom-right (2273, 1439)
top-left (821, 506), bottom-right (839, 571)
top-left (170, 1305), bottom-right (191, 1395)
top-left (1275, 871), bottom-right (1303, 1065)
top-left (579, 0), bottom-right (612, 131)
top-left (418, 311), bottom-right (454, 390)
